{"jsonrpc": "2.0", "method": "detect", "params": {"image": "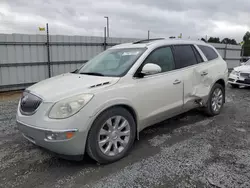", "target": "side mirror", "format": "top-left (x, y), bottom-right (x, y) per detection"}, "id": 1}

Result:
top-left (141, 63), bottom-right (162, 76)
